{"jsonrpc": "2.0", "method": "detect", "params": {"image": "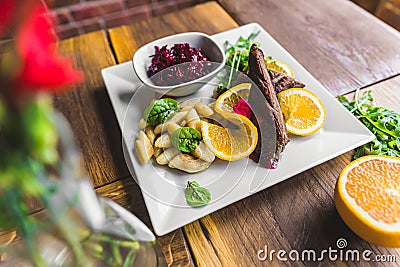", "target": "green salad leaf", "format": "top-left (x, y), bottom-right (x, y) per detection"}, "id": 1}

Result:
top-left (338, 89), bottom-right (400, 159)
top-left (185, 181), bottom-right (211, 207)
top-left (171, 127), bottom-right (202, 152)
top-left (143, 98), bottom-right (178, 126)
